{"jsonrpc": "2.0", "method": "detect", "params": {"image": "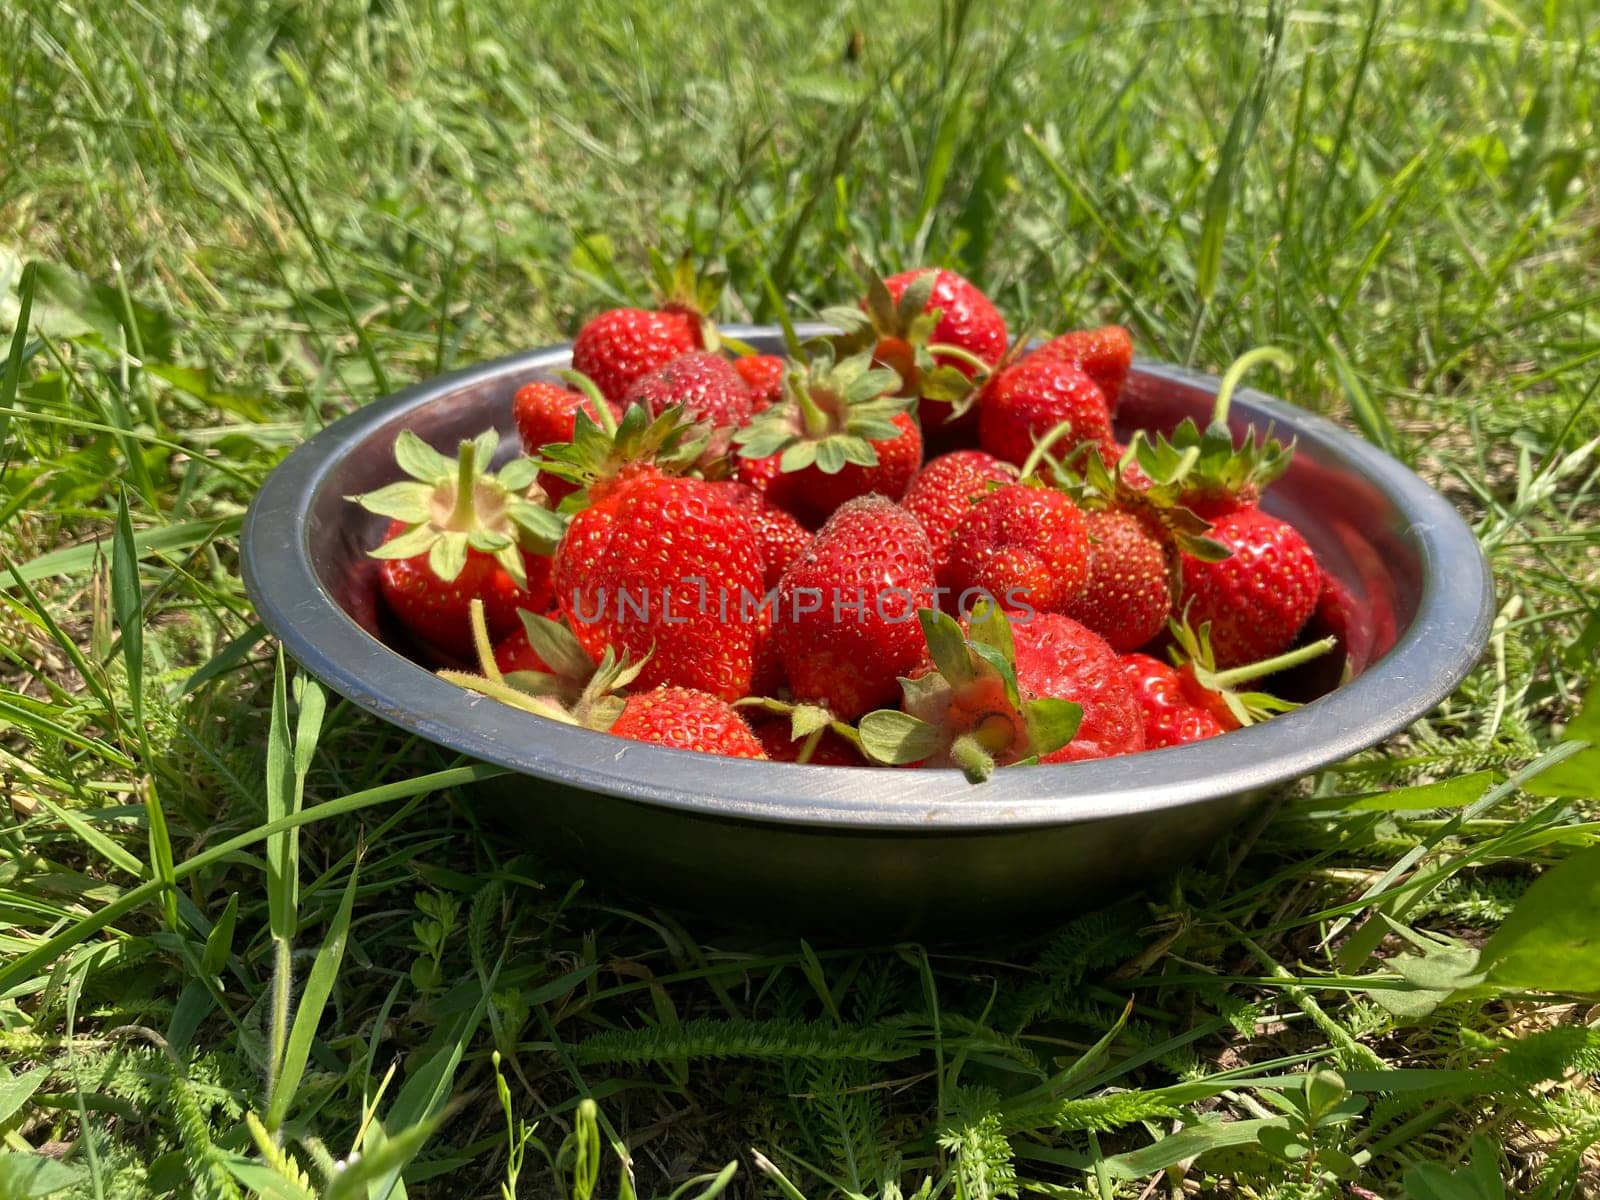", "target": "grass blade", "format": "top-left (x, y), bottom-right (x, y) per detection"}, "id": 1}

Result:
top-left (265, 854), bottom-right (362, 1133)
